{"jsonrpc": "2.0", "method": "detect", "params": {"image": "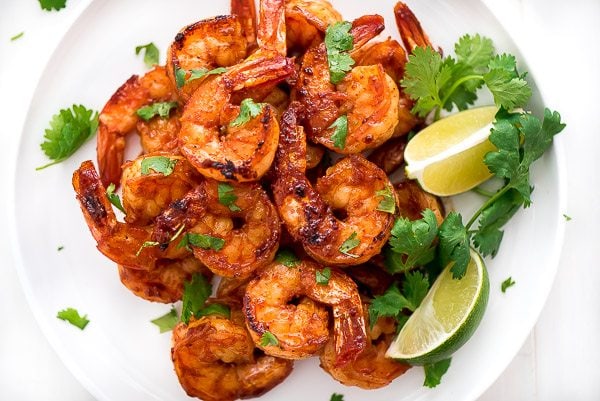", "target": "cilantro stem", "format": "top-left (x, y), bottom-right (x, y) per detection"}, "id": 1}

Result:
top-left (435, 74), bottom-right (484, 120)
top-left (472, 187), bottom-right (495, 198)
top-left (465, 185), bottom-right (511, 230)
